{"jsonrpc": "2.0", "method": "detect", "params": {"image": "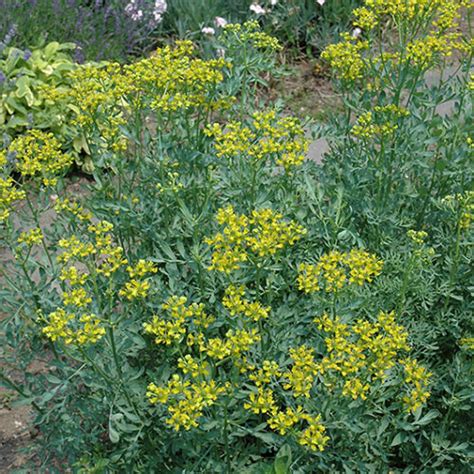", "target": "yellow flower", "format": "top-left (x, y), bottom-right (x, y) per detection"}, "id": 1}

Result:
top-left (146, 376), bottom-right (226, 431)
top-left (126, 259), bottom-right (158, 278)
top-left (267, 406), bottom-right (303, 435)
top-left (206, 110), bottom-right (308, 172)
top-left (96, 246), bottom-right (128, 276)
top-left (298, 249), bottom-right (383, 293)
top-left (244, 387), bottom-right (277, 414)
top-left (407, 229), bottom-right (428, 245)
top-left (297, 414), bottom-right (329, 452)
top-left (401, 358), bottom-right (432, 412)
top-left (9, 130), bottom-right (72, 184)
top-left (17, 228), bottom-right (43, 246)
top-left (283, 346), bottom-right (319, 398)
top-left (42, 309), bottom-right (105, 346)
top-left (249, 360), bottom-right (281, 387)
top-left (119, 279), bottom-right (151, 300)
top-left (223, 285), bottom-right (270, 322)
top-left (75, 314), bottom-right (106, 345)
top-left (222, 20), bottom-right (282, 51)
top-left (322, 33), bottom-right (369, 82)
top-left (342, 378), bottom-right (370, 400)
top-left (62, 287), bottom-right (92, 308)
top-left (0, 177), bottom-right (25, 221)
top-left (353, 6), bottom-right (378, 30)
top-left (59, 266), bottom-right (89, 286)
top-left (54, 197), bottom-right (92, 221)
top-left (177, 355), bottom-right (209, 378)
top-left (143, 296), bottom-right (211, 345)
top-left (207, 206), bottom-right (305, 273)
top-left (57, 235), bottom-right (96, 264)
top-left (42, 308), bottom-right (75, 343)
